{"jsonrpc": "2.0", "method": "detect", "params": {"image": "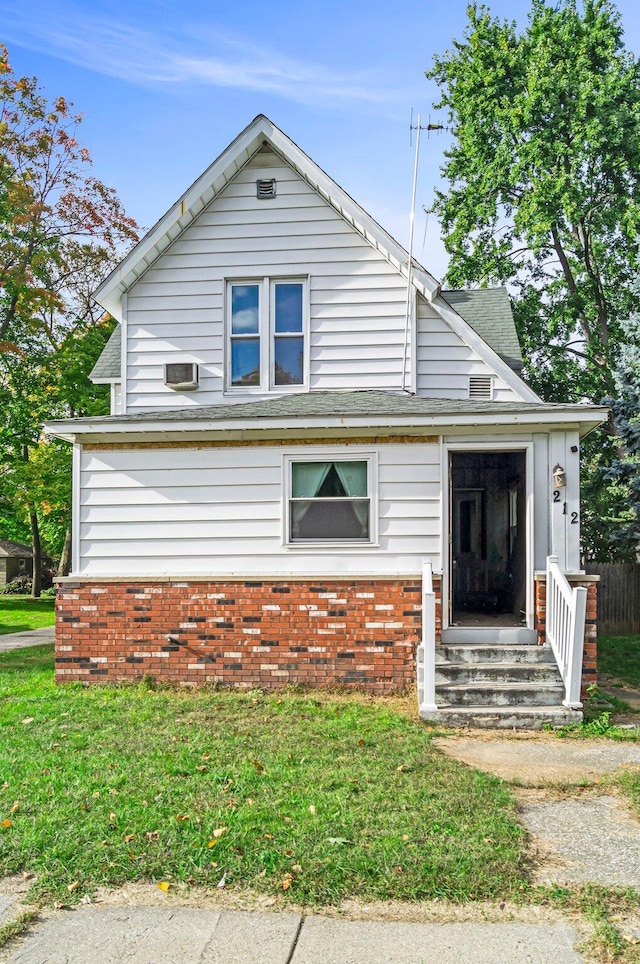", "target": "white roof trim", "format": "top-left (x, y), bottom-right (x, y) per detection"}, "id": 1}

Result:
top-left (94, 115), bottom-right (441, 319)
top-left (46, 406), bottom-right (606, 444)
top-left (432, 294), bottom-right (541, 403)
